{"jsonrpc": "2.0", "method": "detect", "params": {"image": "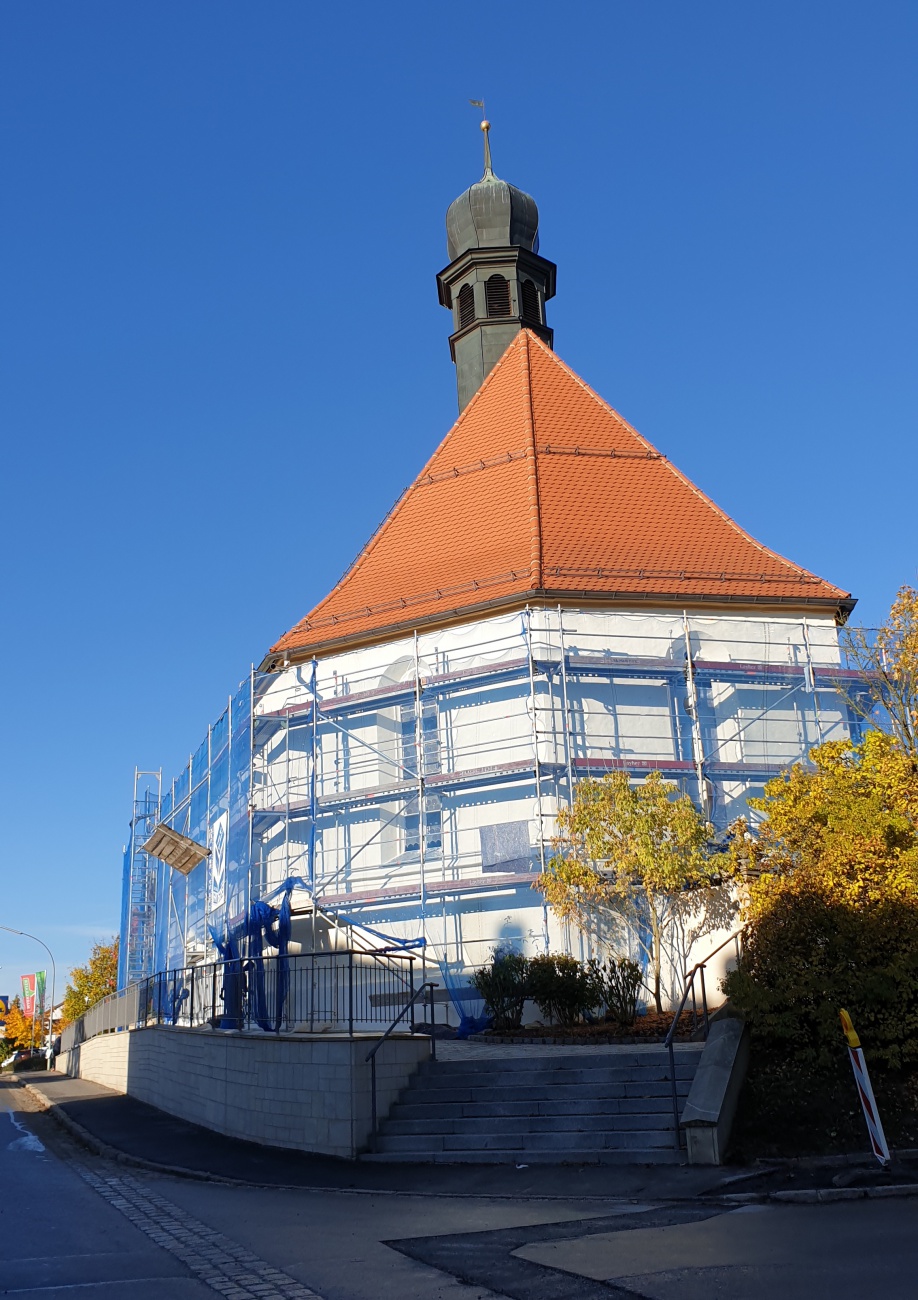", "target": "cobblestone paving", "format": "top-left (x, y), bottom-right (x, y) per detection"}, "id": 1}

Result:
top-left (76, 1164), bottom-right (322, 1300)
